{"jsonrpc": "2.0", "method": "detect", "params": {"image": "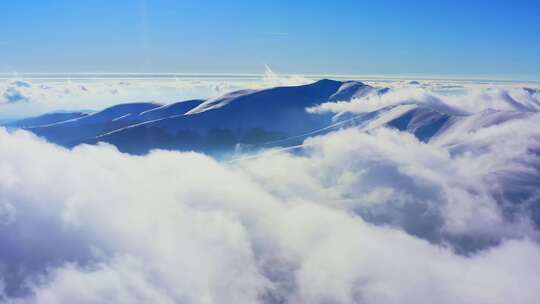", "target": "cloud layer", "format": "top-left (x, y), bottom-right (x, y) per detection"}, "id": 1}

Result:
top-left (0, 75), bottom-right (312, 117)
top-left (2, 75), bottom-right (538, 117)
top-left (309, 86), bottom-right (540, 115)
top-left (1, 97), bottom-right (539, 304)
